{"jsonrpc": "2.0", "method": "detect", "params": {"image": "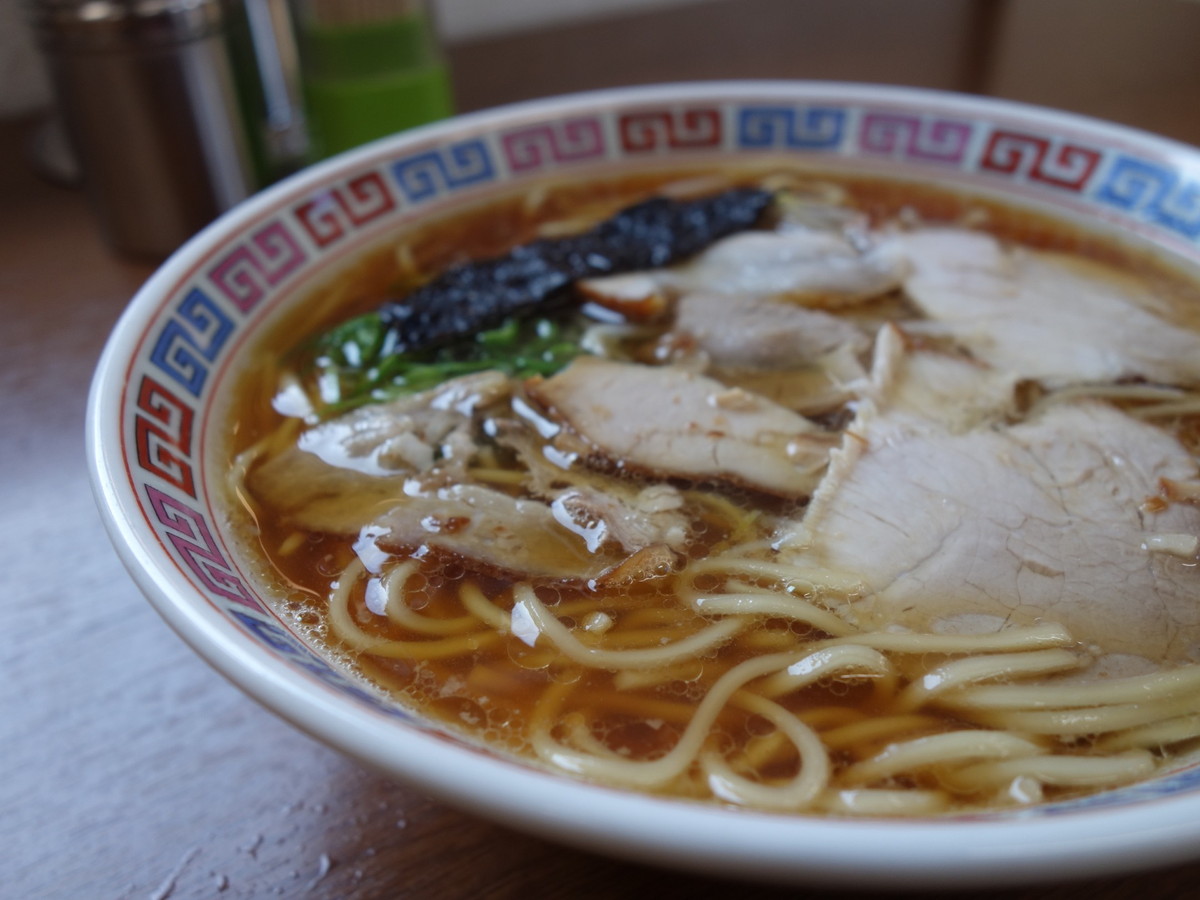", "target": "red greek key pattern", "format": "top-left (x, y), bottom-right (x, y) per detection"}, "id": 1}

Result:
top-left (980, 129), bottom-right (1101, 191)
top-left (134, 376), bottom-right (196, 498)
top-left (293, 172), bottom-right (398, 248)
top-left (500, 118), bottom-right (605, 171)
top-left (619, 108), bottom-right (722, 152)
top-left (145, 486), bottom-right (262, 611)
top-left (207, 220), bottom-right (307, 313)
